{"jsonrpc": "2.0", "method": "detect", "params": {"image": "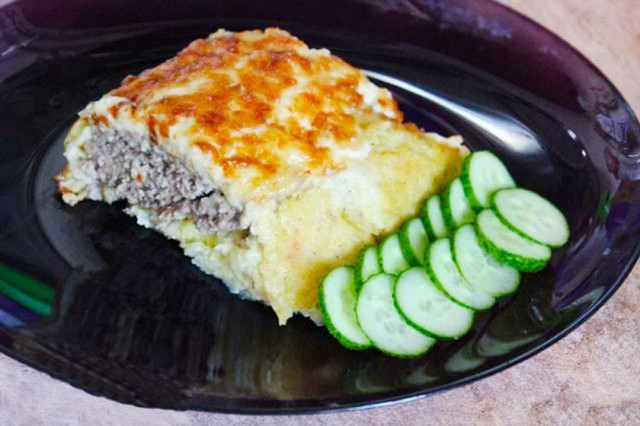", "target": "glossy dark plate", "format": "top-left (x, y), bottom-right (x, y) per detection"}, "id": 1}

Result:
top-left (0, 0), bottom-right (639, 414)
